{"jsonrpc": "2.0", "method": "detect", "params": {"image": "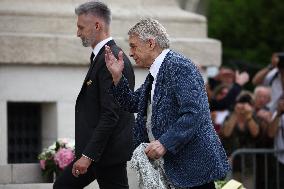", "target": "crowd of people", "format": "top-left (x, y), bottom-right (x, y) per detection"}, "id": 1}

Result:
top-left (205, 52), bottom-right (284, 188)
